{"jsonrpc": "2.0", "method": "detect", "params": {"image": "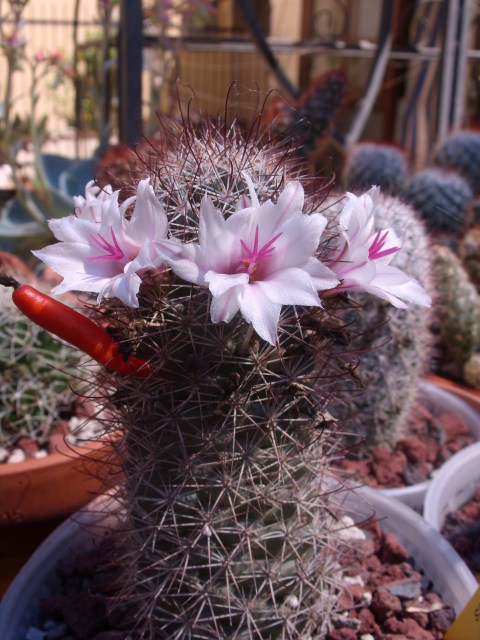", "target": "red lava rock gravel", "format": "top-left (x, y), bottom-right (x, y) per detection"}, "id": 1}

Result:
top-left (326, 518), bottom-right (456, 639)
top-left (337, 402), bottom-right (475, 489)
top-left (26, 519), bottom-right (456, 639)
